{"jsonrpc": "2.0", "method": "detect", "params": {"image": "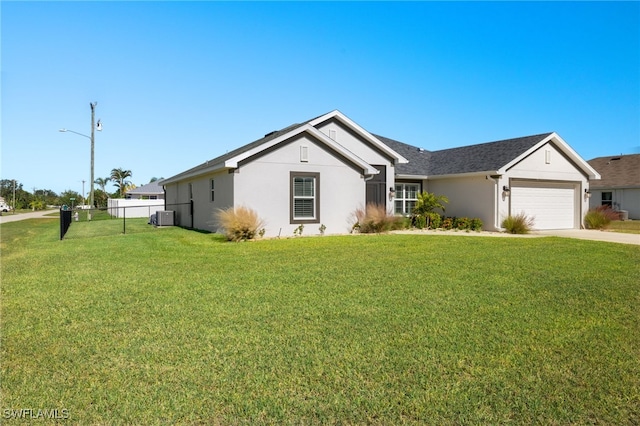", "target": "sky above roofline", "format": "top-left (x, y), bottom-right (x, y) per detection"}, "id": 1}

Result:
top-left (2, 2), bottom-right (638, 194)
